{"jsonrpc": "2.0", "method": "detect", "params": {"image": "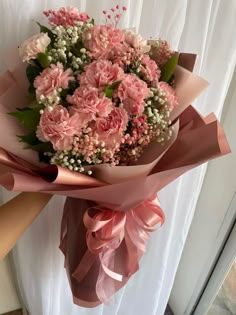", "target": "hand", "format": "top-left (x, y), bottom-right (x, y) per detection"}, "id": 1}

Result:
top-left (0, 192), bottom-right (52, 260)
